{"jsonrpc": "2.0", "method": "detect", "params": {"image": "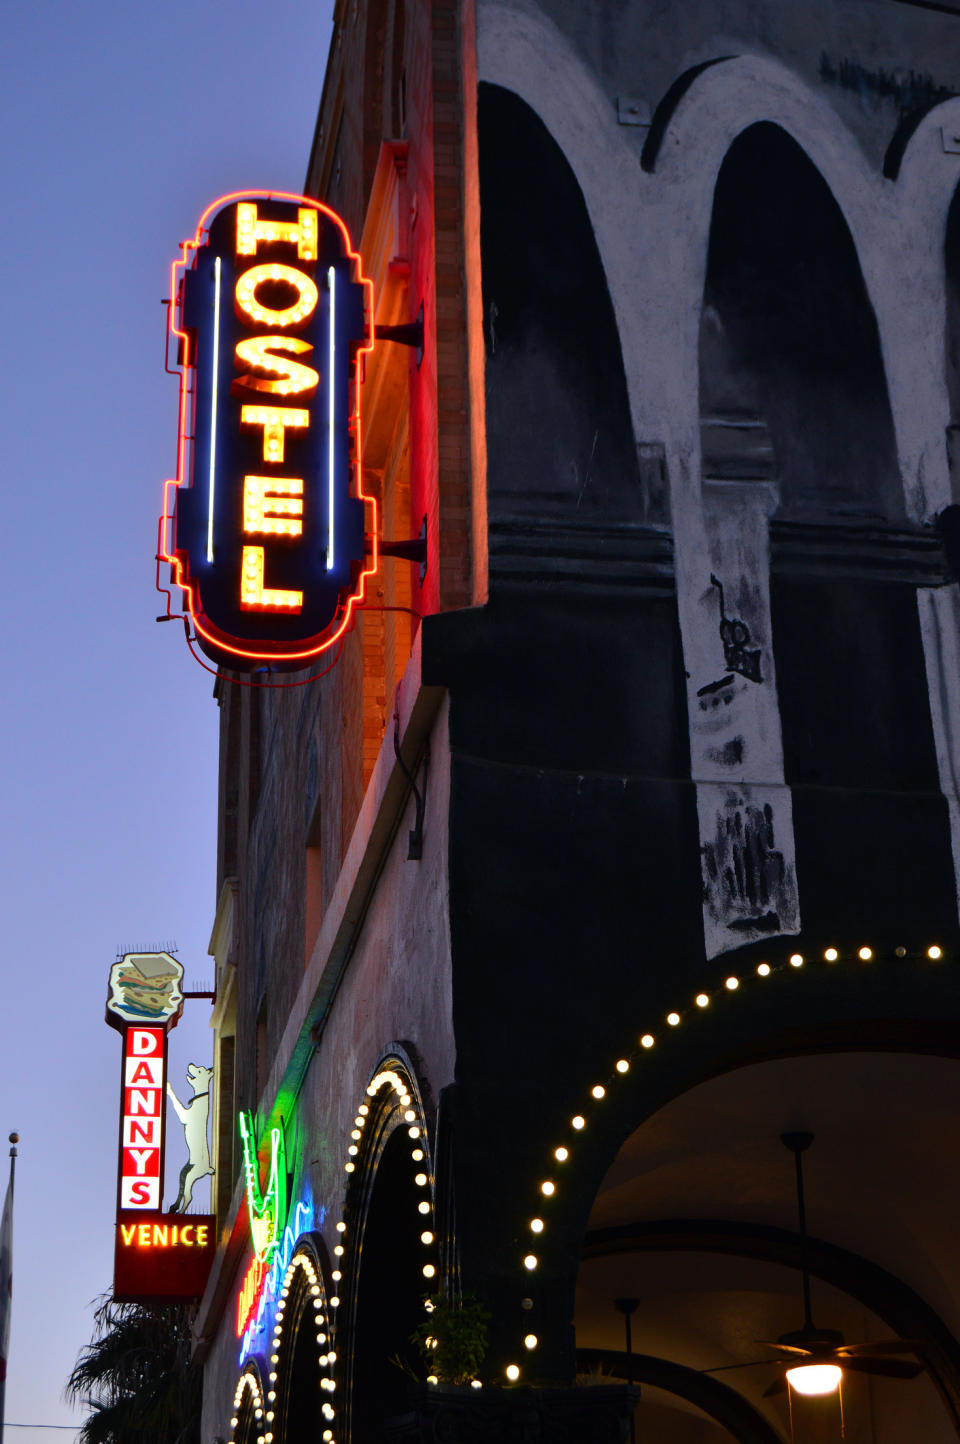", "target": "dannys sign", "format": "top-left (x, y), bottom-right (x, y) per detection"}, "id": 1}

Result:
top-left (106, 953), bottom-right (215, 1301)
top-left (159, 192), bottom-right (377, 672)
